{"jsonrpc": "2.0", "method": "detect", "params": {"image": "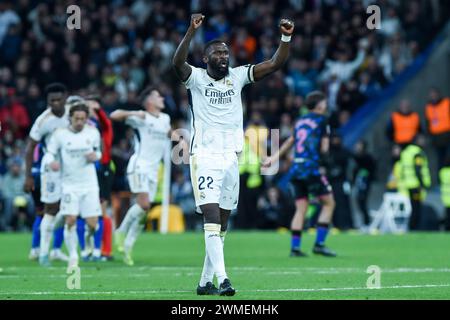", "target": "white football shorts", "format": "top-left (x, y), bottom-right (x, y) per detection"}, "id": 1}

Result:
top-left (60, 187), bottom-right (101, 218)
top-left (189, 152), bottom-right (239, 211)
top-left (40, 155), bottom-right (62, 204)
top-left (126, 155), bottom-right (159, 201)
